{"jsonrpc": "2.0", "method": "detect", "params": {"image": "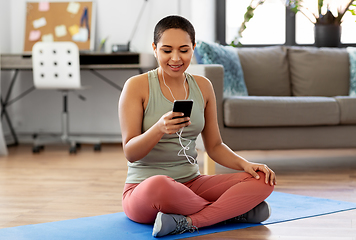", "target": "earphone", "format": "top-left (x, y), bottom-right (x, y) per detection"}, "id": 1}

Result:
top-left (154, 52), bottom-right (197, 165)
top-left (176, 127), bottom-right (197, 165)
